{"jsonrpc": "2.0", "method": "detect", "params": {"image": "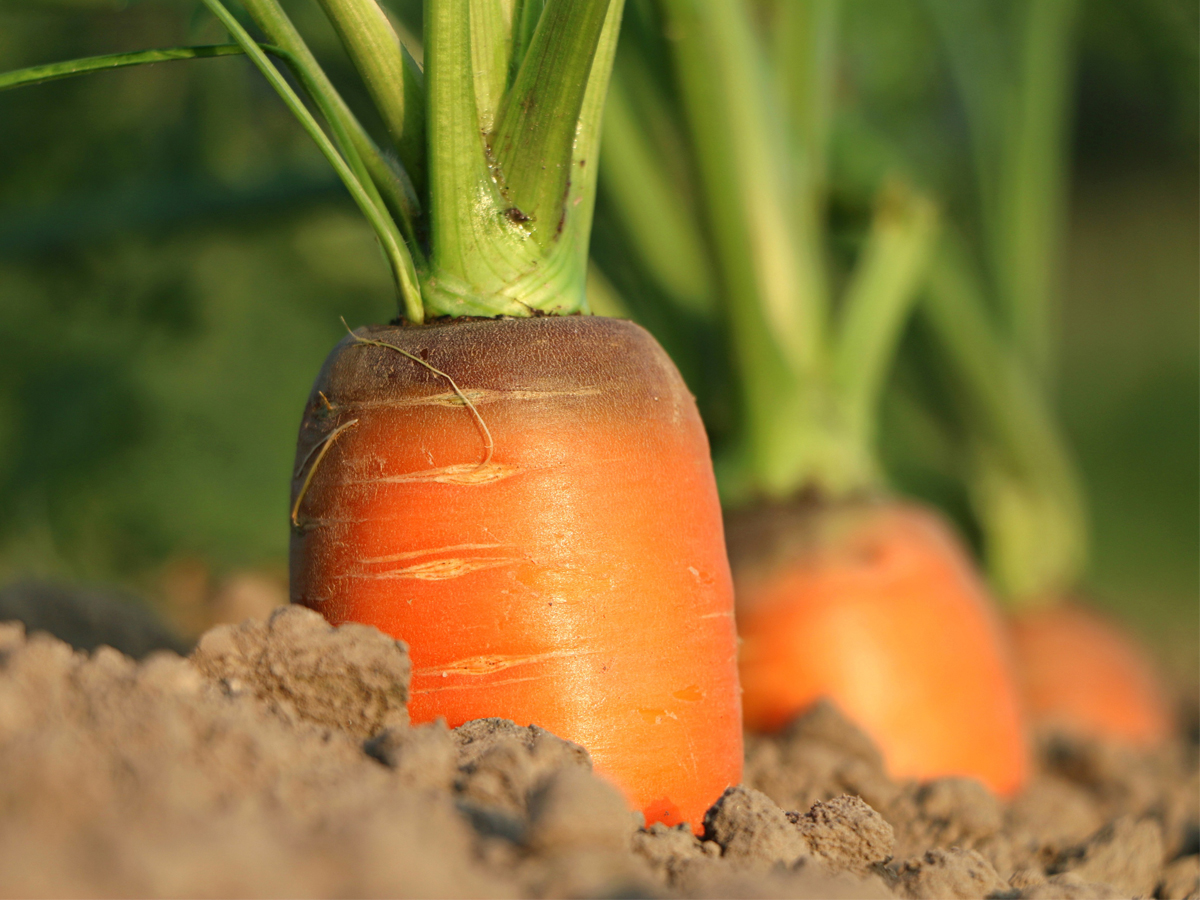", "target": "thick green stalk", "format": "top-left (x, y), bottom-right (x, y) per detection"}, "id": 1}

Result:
top-left (469, 0), bottom-right (516, 132)
top-left (491, 0), bottom-right (612, 249)
top-left (663, 0), bottom-right (826, 499)
top-left (203, 0), bottom-right (424, 322)
top-left (423, 0), bottom-right (619, 315)
top-left (314, 0), bottom-right (427, 197)
top-left (423, 0), bottom-right (536, 315)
